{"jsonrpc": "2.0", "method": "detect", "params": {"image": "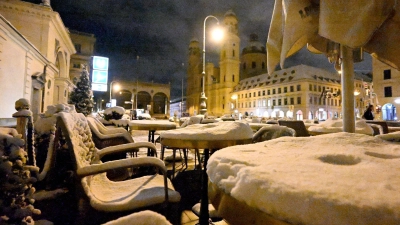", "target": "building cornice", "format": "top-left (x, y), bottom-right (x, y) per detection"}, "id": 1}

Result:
top-left (0, 0), bottom-right (76, 54)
